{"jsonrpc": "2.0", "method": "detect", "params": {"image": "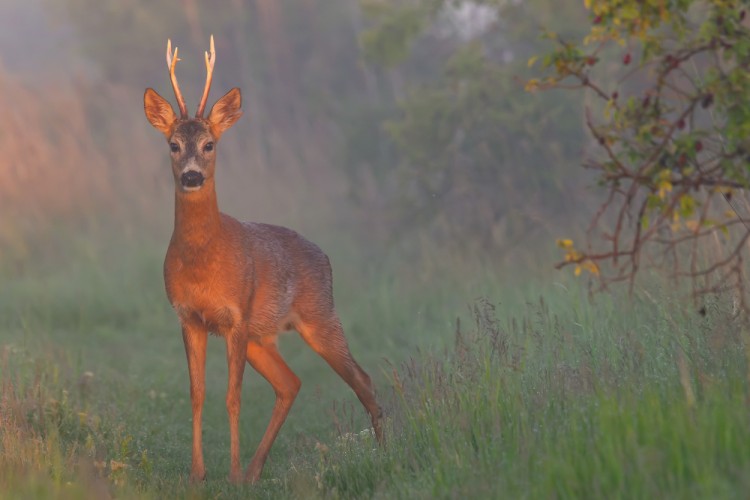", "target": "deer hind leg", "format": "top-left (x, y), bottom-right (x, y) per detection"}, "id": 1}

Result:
top-left (297, 315), bottom-right (383, 443)
top-left (244, 338), bottom-right (301, 484)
